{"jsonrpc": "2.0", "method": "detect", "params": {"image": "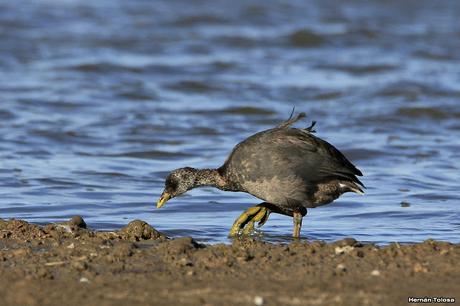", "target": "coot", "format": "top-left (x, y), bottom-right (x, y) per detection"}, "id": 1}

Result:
top-left (157, 112), bottom-right (364, 237)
